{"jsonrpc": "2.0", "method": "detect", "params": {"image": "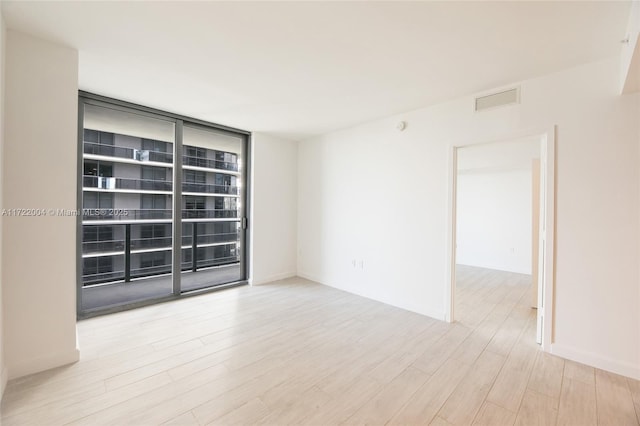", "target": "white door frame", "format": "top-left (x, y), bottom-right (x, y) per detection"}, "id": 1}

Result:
top-left (444, 126), bottom-right (556, 351)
